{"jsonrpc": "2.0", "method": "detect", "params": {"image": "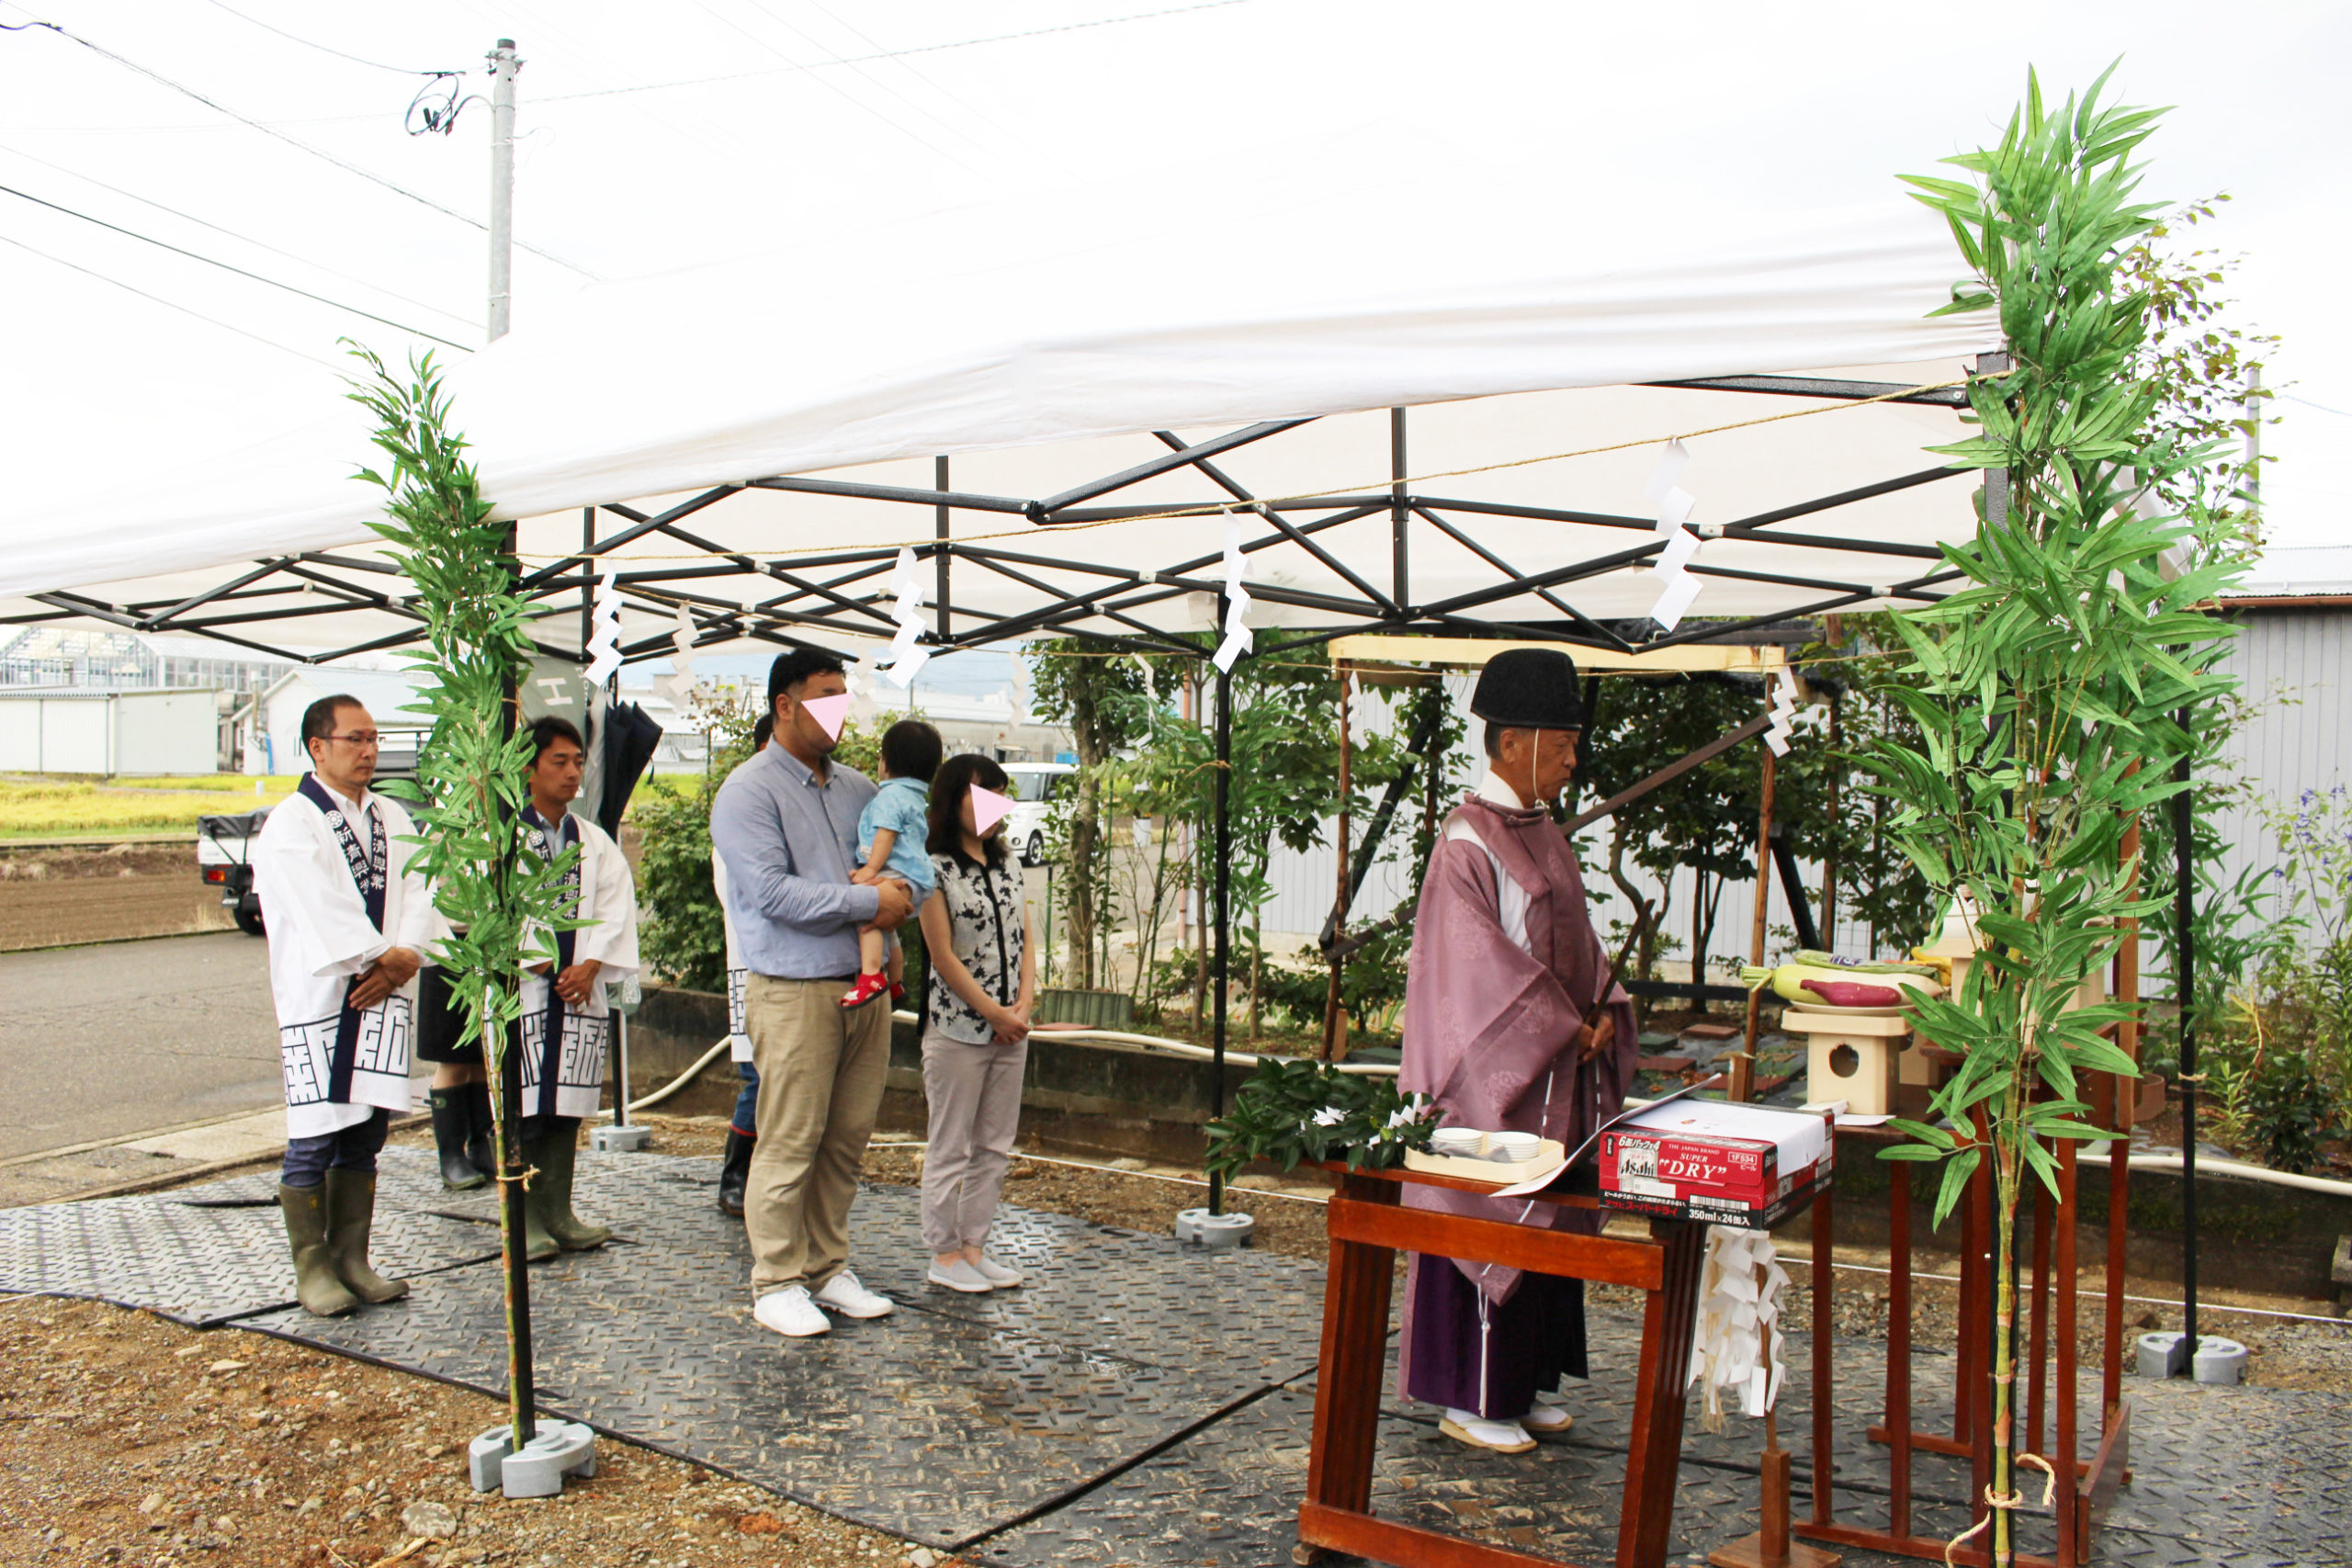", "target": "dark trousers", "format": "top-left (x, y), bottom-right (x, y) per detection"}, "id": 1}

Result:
top-left (731, 1060), bottom-right (759, 1139)
top-left (282, 1107), bottom-right (391, 1188)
